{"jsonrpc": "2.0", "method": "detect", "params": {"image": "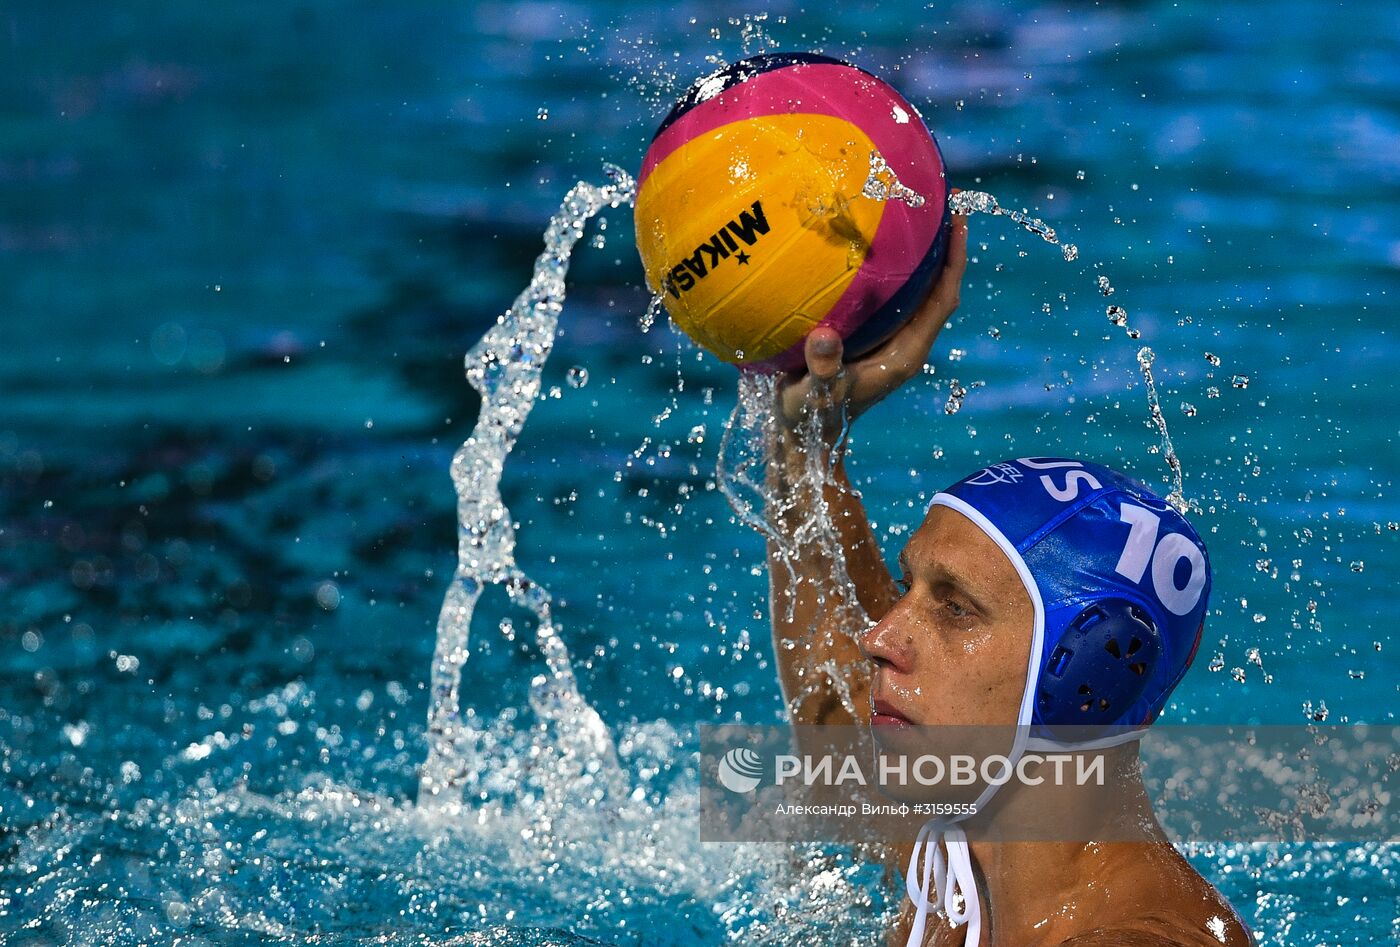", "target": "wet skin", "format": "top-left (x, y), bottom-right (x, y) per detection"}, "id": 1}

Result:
top-left (763, 211), bottom-right (1252, 946)
top-left (864, 504), bottom-right (1034, 732)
